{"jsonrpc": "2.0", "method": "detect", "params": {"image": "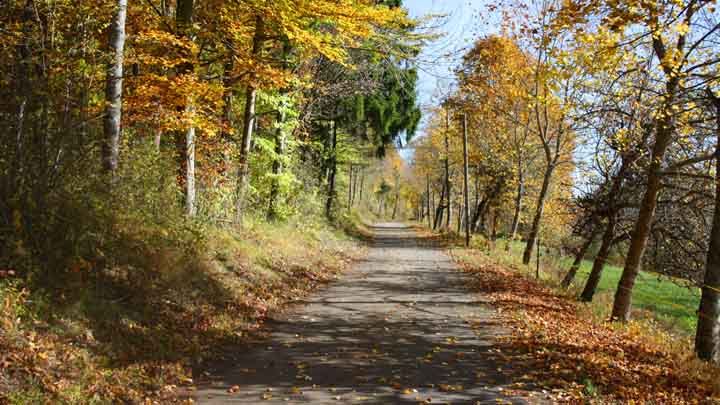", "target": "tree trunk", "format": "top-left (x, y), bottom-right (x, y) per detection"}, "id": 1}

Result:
top-left (456, 203), bottom-right (462, 233)
top-left (12, 1), bottom-right (33, 187)
top-left (611, 117), bottom-right (675, 320)
top-left (154, 130), bottom-right (162, 152)
top-left (430, 188), bottom-right (435, 227)
top-left (416, 195), bottom-right (421, 221)
top-left (359, 170), bottom-right (365, 204)
top-left (507, 162), bottom-right (524, 251)
top-left (391, 174), bottom-right (400, 219)
top-left (445, 174), bottom-right (452, 228)
top-left (175, 0), bottom-right (196, 217)
top-left (471, 198), bottom-right (485, 234)
top-left (480, 207), bottom-right (489, 234)
top-left (325, 121), bottom-right (338, 220)
top-left (221, 44), bottom-right (235, 187)
top-left (391, 194), bottom-right (399, 219)
top-left (184, 115), bottom-right (196, 216)
top-left (580, 218), bottom-right (616, 301)
top-left (434, 180), bottom-right (447, 230)
top-left (351, 166), bottom-right (360, 207)
top-left (472, 167), bottom-right (480, 227)
top-left (102, 0), bottom-right (127, 174)
top-left (354, 167), bottom-right (360, 206)
top-left (222, 51), bottom-right (234, 141)
top-left (471, 179), bottom-right (503, 234)
top-left (491, 210), bottom-right (498, 242)
top-left (426, 174), bottom-right (432, 228)
top-left (267, 113), bottom-right (285, 220)
top-left (522, 162), bottom-right (554, 265)
top-left (235, 15), bottom-right (264, 224)
top-left (695, 95), bottom-right (720, 362)
top-left (347, 164), bottom-right (354, 213)
top-left (267, 42), bottom-right (291, 220)
top-left (444, 105), bottom-right (452, 229)
top-left (462, 113), bottom-right (470, 246)
top-left (561, 233), bottom-right (594, 289)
